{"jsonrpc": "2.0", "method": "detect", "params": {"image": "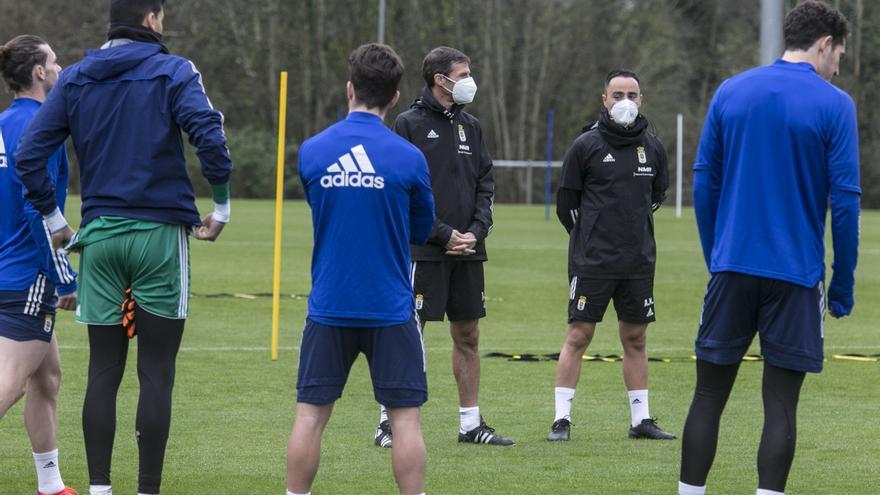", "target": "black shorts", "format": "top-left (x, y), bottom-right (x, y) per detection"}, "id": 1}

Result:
top-left (296, 316), bottom-right (428, 408)
top-left (568, 276), bottom-right (655, 324)
top-left (412, 260), bottom-right (486, 322)
top-left (0, 275), bottom-right (57, 343)
top-left (696, 272), bottom-right (825, 373)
